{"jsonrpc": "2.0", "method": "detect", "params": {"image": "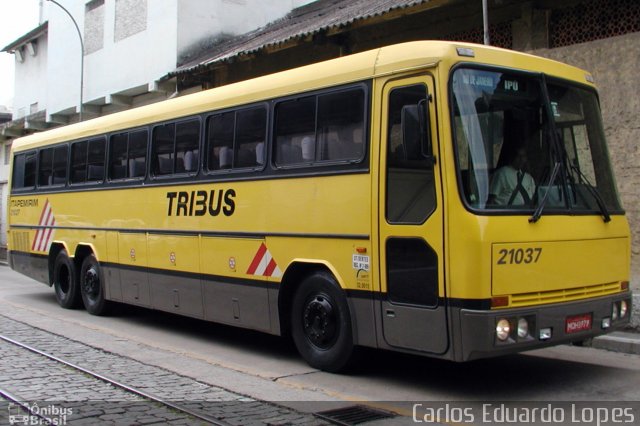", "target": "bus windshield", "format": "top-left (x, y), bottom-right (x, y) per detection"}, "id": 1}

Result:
top-left (451, 67), bottom-right (621, 214)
